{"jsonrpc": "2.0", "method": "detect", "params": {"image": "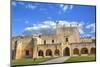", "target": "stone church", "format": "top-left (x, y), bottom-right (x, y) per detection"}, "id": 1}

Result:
top-left (12, 22), bottom-right (96, 59)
